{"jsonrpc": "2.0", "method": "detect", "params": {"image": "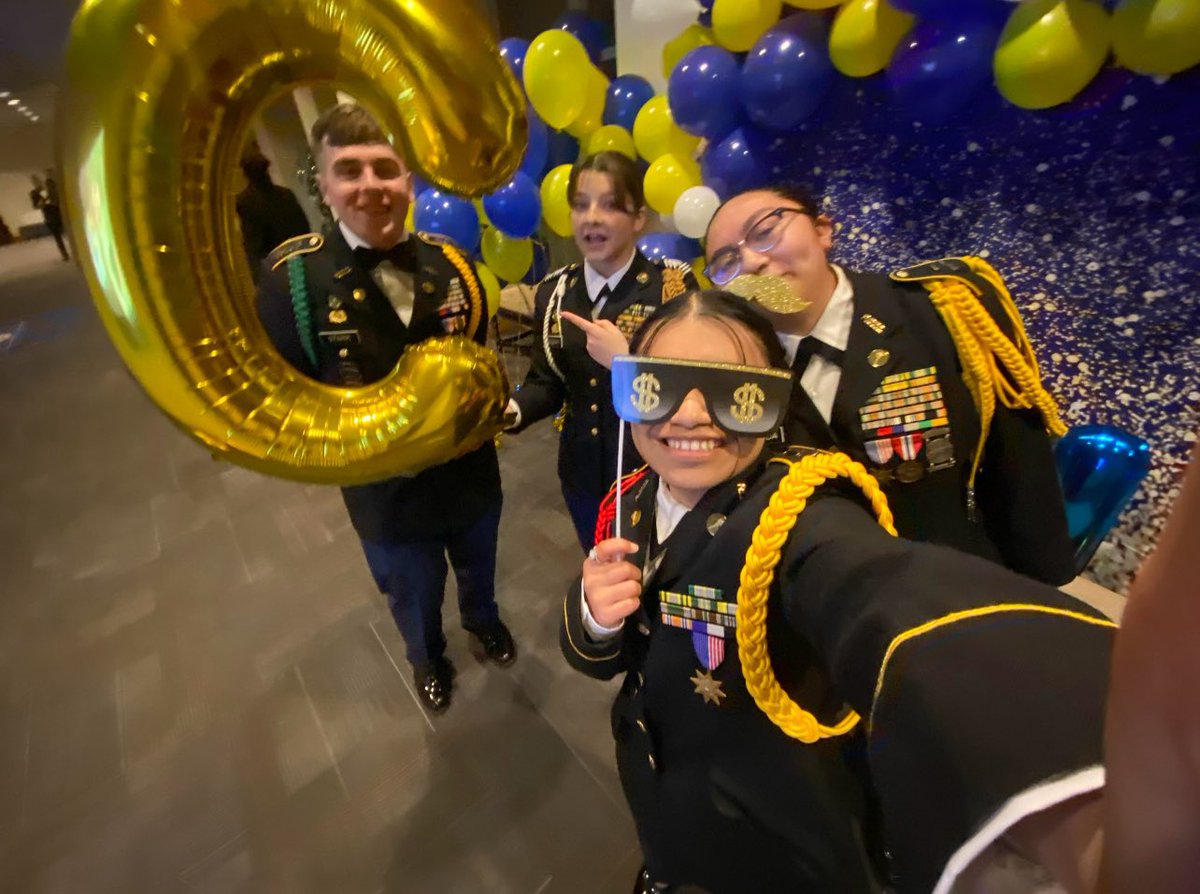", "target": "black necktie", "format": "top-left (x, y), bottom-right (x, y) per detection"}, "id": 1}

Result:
top-left (592, 284), bottom-right (612, 319)
top-left (792, 336), bottom-right (845, 374)
top-left (354, 240), bottom-right (415, 272)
